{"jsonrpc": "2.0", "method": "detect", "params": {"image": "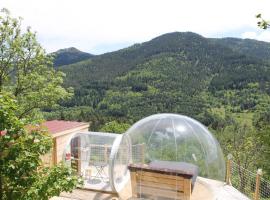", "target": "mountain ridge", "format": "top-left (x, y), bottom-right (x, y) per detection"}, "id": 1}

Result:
top-left (46, 31), bottom-right (270, 130)
top-left (58, 32), bottom-right (269, 88)
top-left (54, 32), bottom-right (270, 68)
